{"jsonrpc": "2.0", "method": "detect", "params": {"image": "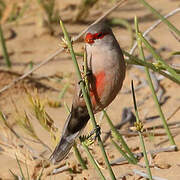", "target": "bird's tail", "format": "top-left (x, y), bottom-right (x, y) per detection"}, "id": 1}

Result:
top-left (49, 106), bottom-right (89, 164)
